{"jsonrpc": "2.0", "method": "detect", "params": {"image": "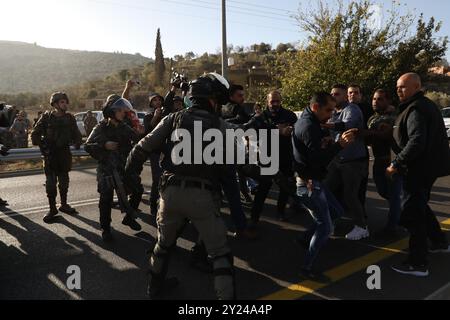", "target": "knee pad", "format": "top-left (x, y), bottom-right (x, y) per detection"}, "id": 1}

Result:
top-left (150, 242), bottom-right (175, 276)
top-left (212, 253), bottom-right (235, 300)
